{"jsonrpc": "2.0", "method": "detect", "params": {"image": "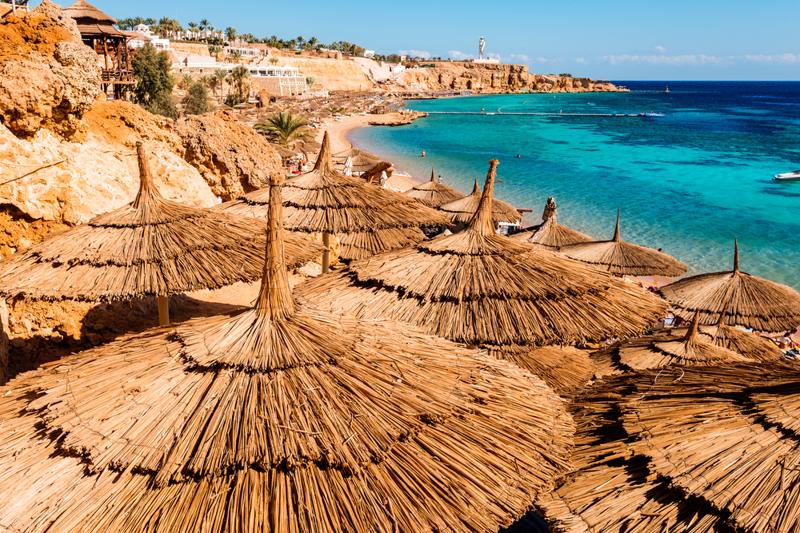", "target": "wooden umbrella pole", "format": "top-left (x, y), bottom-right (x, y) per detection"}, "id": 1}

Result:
top-left (322, 232), bottom-right (331, 273)
top-left (157, 294), bottom-right (170, 326)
